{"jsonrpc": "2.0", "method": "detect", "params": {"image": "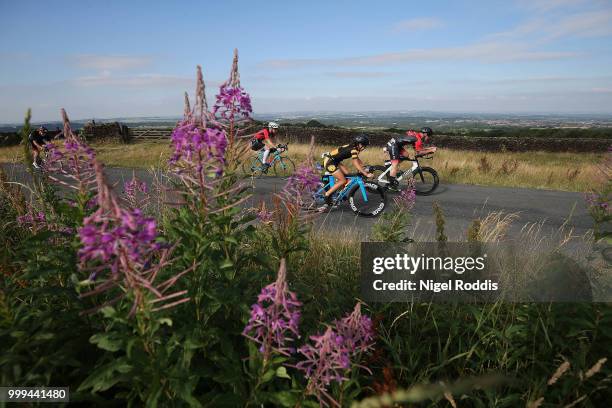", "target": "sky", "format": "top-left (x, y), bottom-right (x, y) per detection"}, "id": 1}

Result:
top-left (1, 0), bottom-right (612, 122)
